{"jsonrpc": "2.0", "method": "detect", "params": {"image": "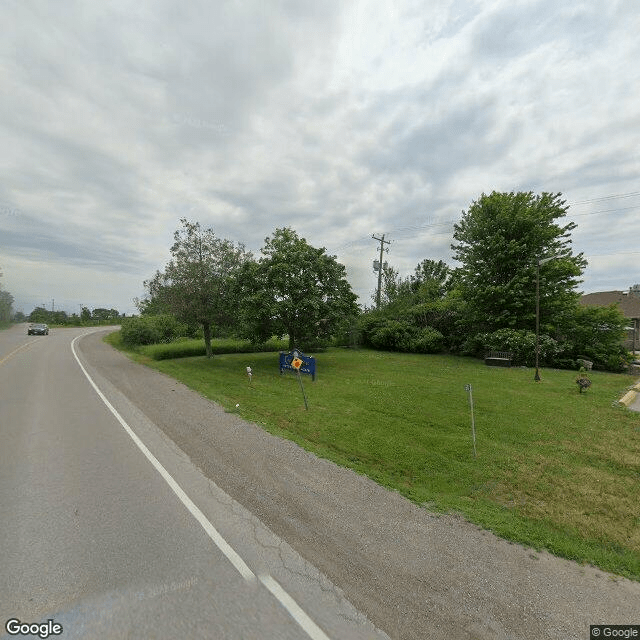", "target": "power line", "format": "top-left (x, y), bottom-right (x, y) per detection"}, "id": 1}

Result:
top-left (330, 191), bottom-right (639, 254)
top-left (585, 251), bottom-right (640, 258)
top-left (568, 205), bottom-right (638, 217)
top-left (569, 191), bottom-right (640, 206)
